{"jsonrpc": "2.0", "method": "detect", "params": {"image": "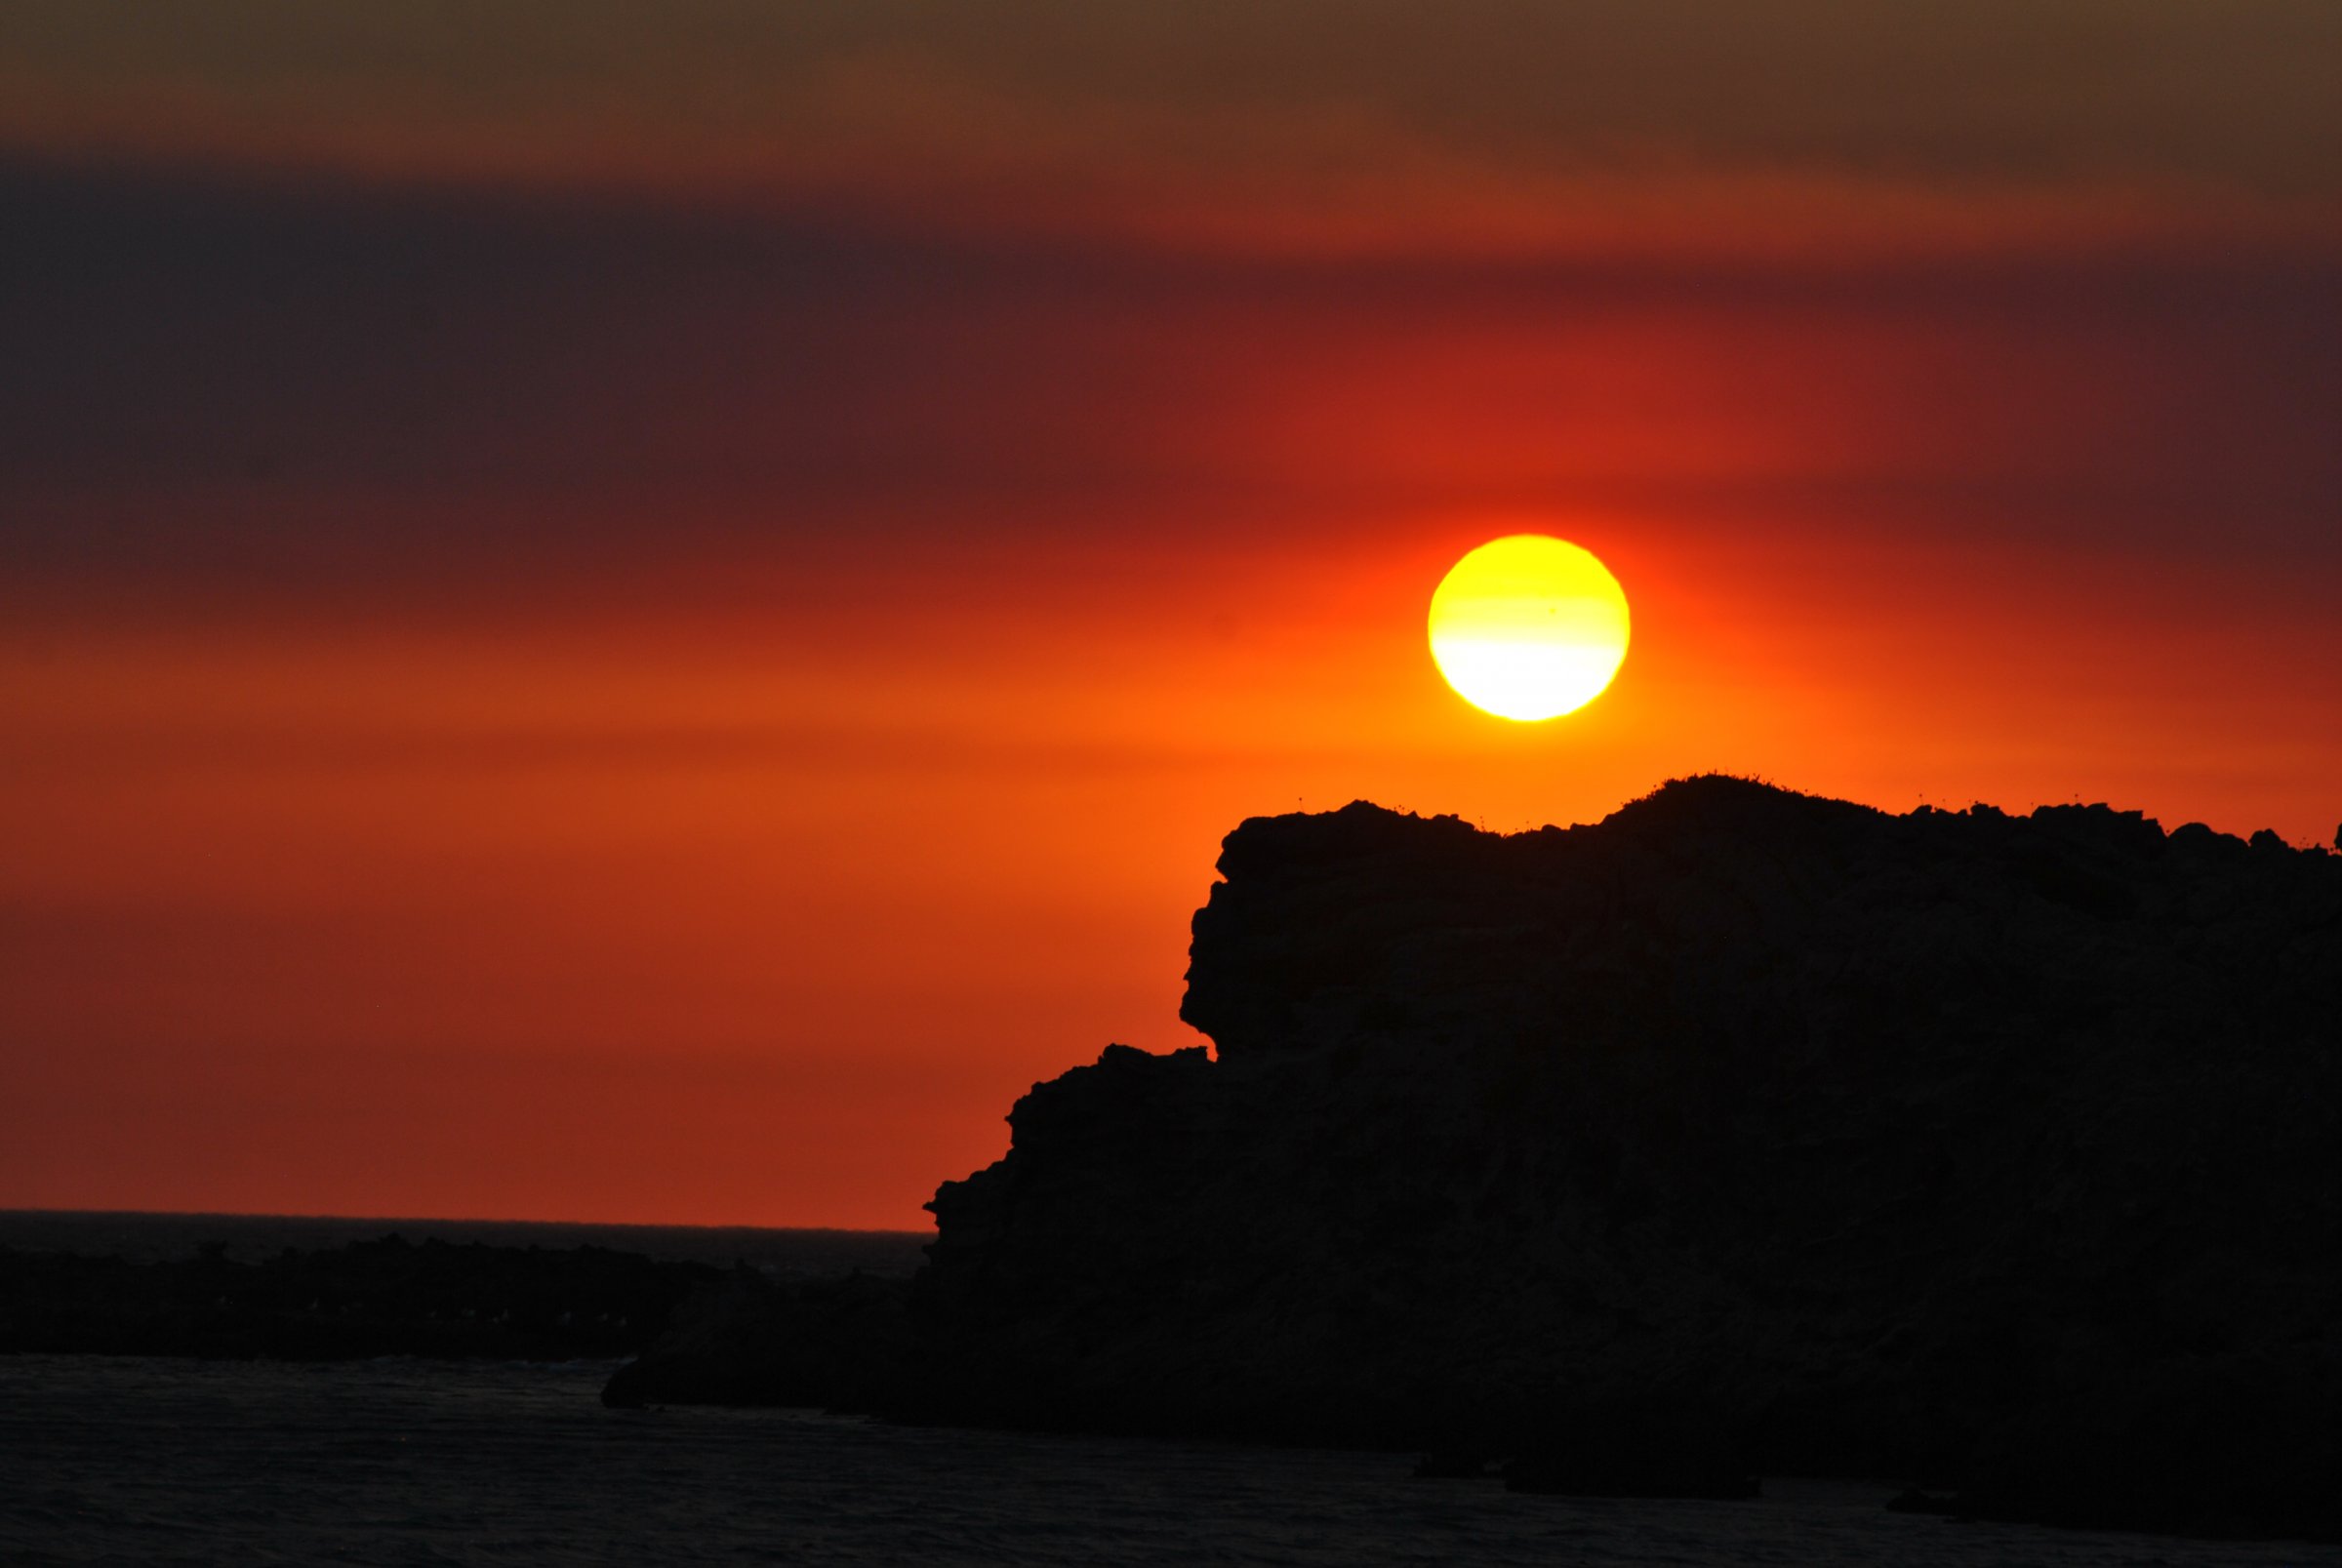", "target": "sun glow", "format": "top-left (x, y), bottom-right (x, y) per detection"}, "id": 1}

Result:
top-left (1429, 536), bottom-right (1631, 721)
